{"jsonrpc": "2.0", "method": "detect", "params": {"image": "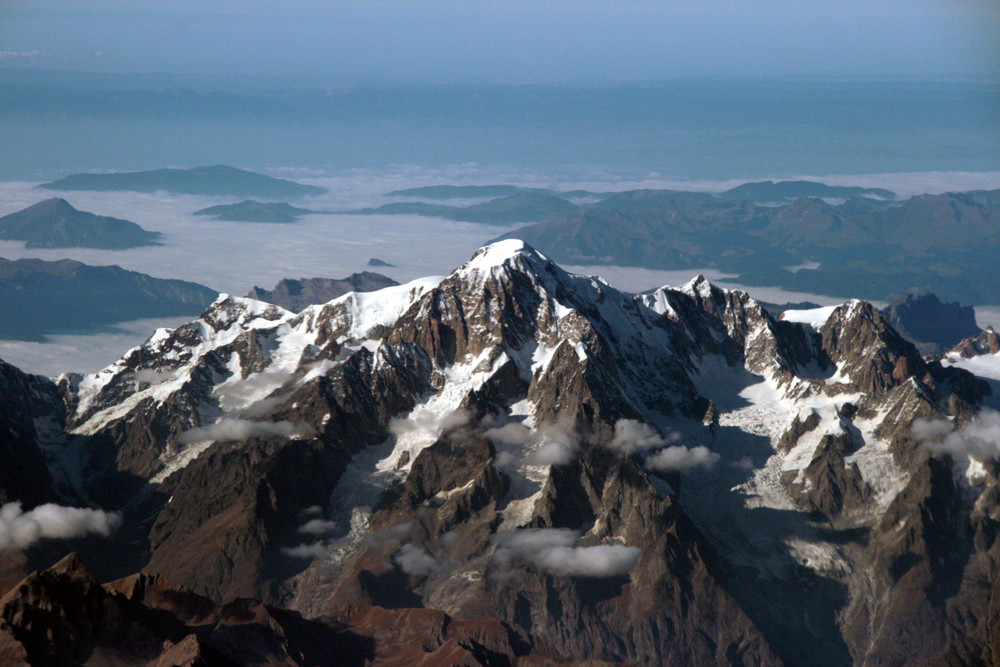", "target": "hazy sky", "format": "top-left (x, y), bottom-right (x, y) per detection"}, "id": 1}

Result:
top-left (2, 0), bottom-right (998, 83)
